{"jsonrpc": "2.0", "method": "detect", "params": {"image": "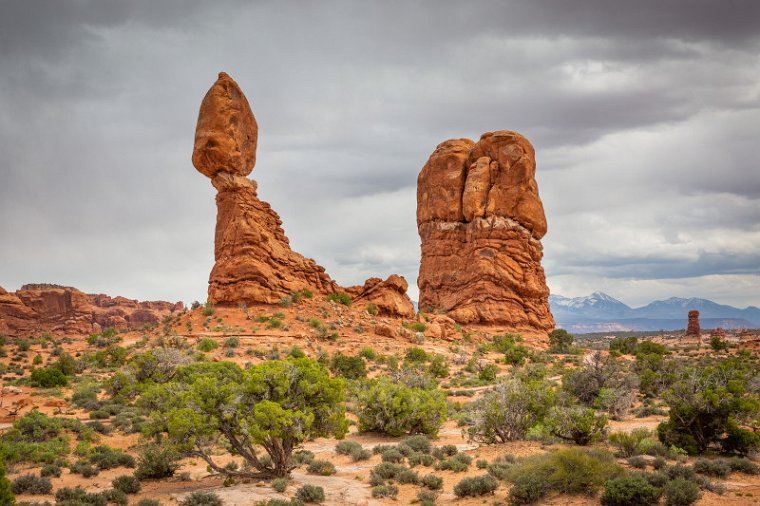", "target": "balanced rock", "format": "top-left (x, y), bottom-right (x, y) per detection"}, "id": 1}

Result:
top-left (416, 131), bottom-right (554, 337)
top-left (0, 284), bottom-right (182, 337)
top-left (686, 310), bottom-right (701, 336)
top-left (193, 72), bottom-right (338, 304)
top-left (346, 275), bottom-right (415, 318)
